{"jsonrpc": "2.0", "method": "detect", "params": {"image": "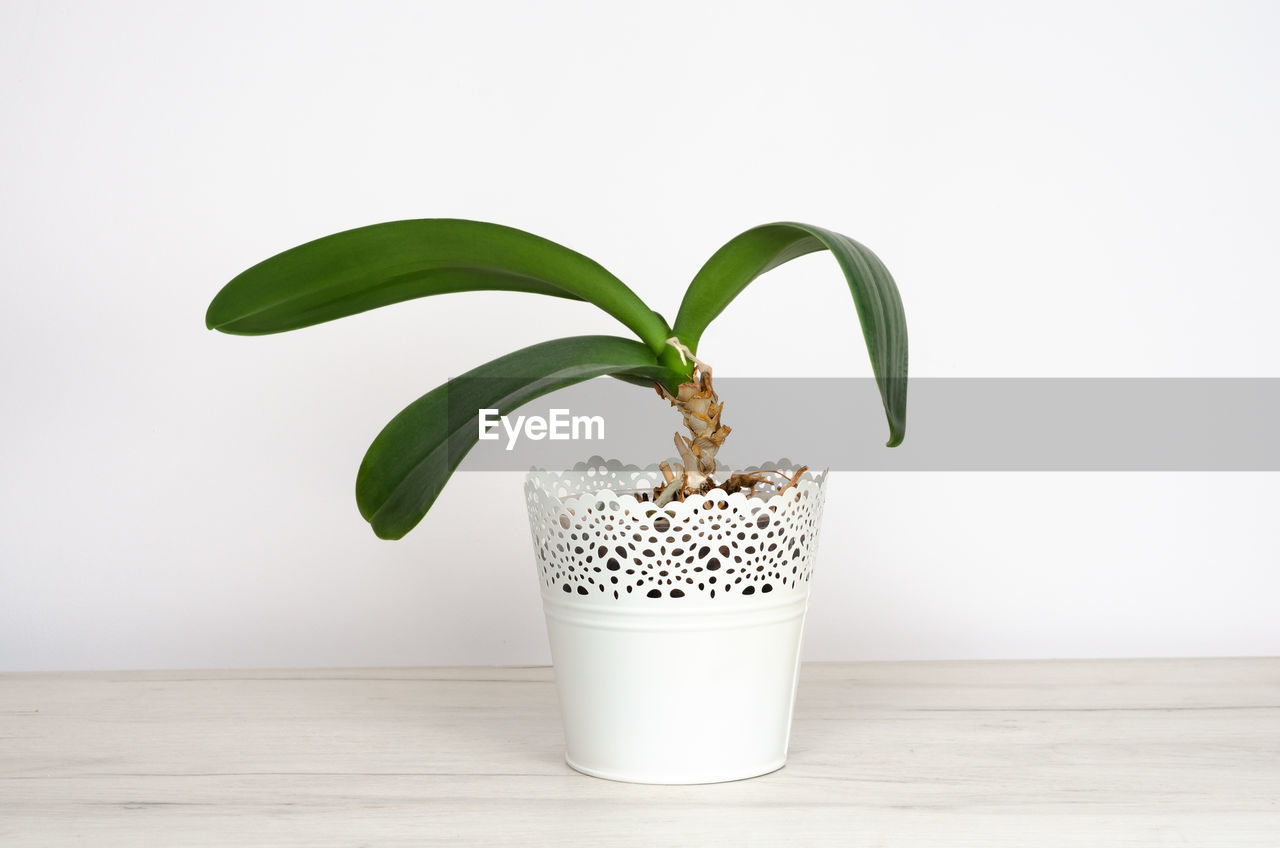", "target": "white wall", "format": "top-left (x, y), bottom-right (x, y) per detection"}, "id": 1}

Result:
top-left (2, 0), bottom-right (1277, 671)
